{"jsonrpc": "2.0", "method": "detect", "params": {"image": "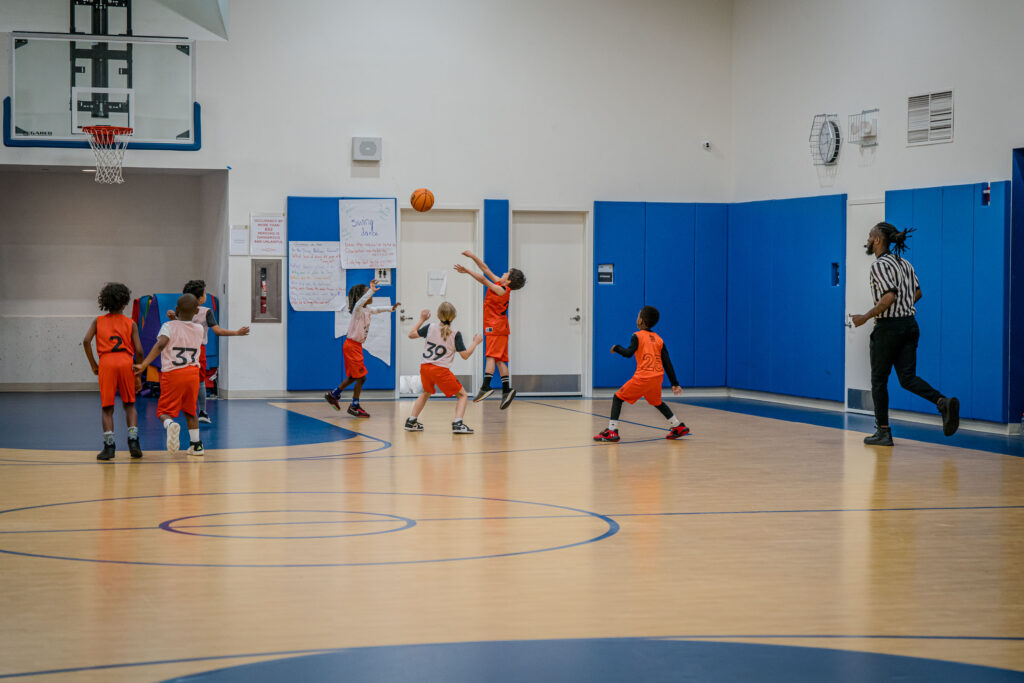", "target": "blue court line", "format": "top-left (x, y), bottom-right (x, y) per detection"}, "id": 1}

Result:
top-left (3, 504), bottom-right (1020, 536)
top-left (525, 400), bottom-right (675, 432)
top-left (2, 635), bottom-right (1022, 679)
top-left (671, 396), bottom-right (1024, 458)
